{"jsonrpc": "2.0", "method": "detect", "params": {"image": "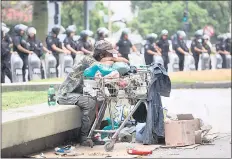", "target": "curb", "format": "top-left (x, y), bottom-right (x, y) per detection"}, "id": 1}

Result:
top-left (2, 81), bottom-right (231, 92)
